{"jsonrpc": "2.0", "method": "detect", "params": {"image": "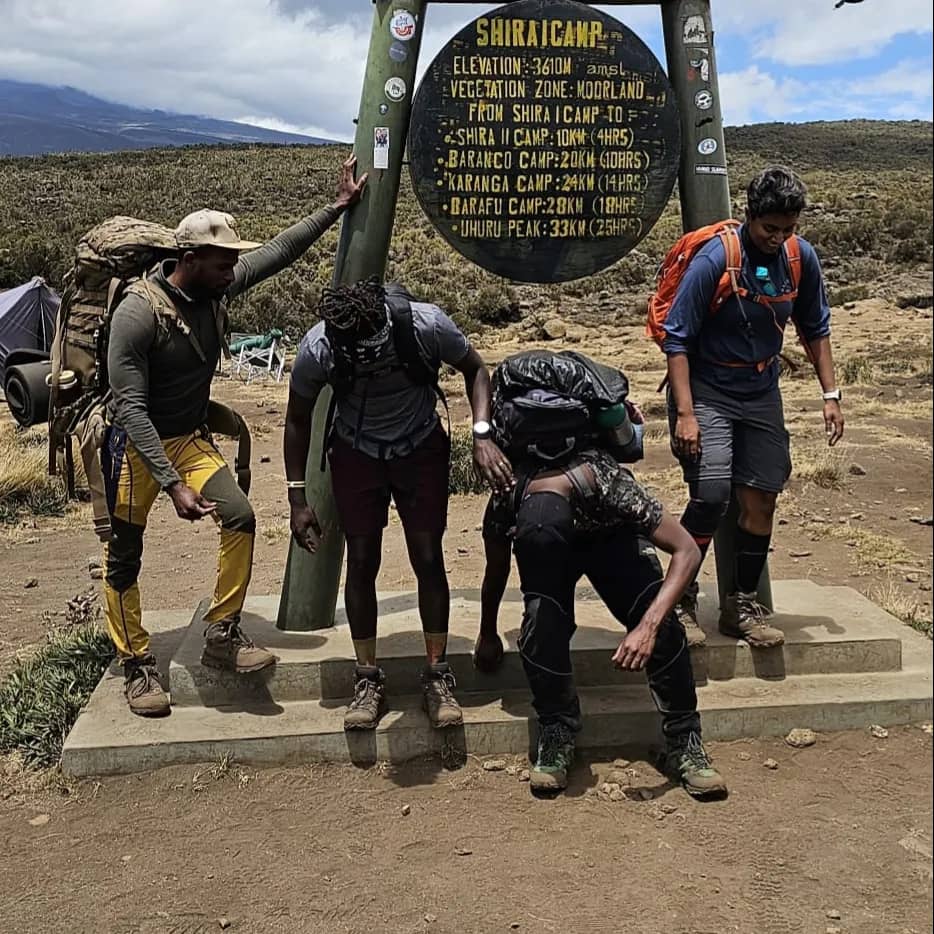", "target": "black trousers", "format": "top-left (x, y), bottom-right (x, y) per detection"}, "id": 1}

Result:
top-left (513, 491), bottom-right (700, 738)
